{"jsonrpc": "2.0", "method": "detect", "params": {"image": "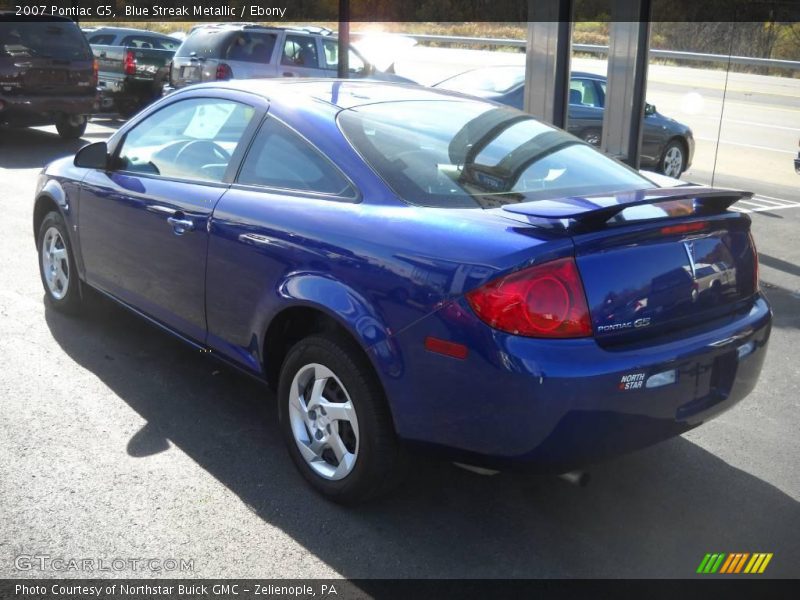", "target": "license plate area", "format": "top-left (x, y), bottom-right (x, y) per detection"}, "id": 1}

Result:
top-left (181, 66), bottom-right (200, 80)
